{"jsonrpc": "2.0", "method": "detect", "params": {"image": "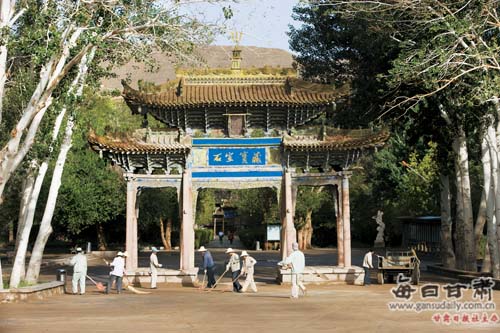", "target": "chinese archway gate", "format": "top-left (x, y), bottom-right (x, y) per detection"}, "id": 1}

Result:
top-left (90, 45), bottom-right (388, 284)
